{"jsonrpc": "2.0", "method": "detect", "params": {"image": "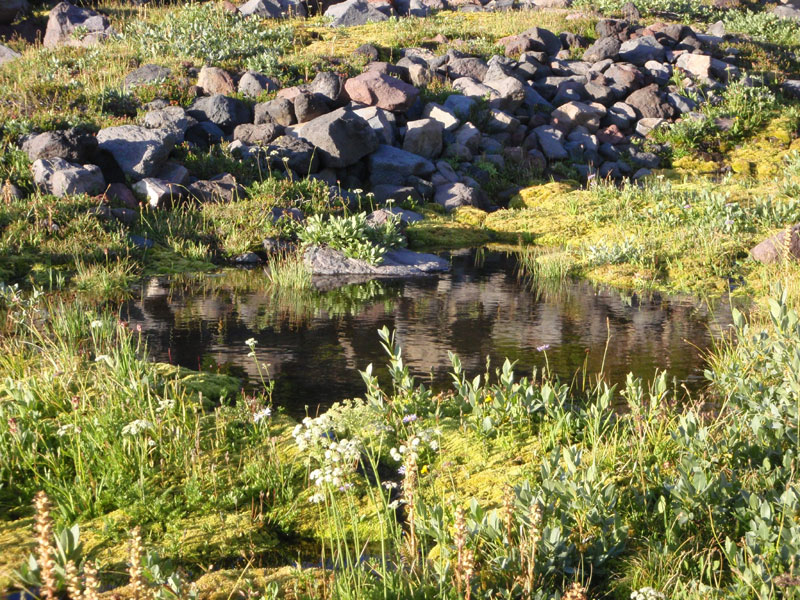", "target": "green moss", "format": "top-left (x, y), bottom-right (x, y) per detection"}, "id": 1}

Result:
top-left (153, 364), bottom-right (242, 404)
